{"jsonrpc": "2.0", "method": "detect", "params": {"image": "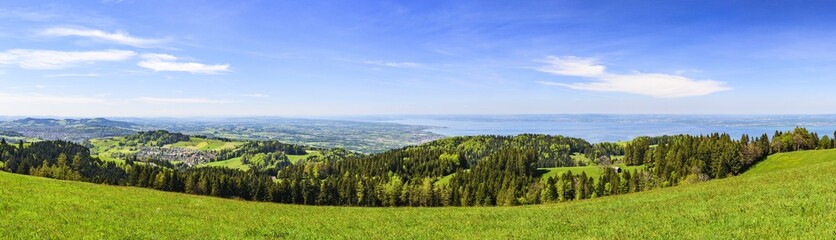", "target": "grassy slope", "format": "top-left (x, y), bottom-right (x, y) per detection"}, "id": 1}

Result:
top-left (288, 150), bottom-right (320, 164)
top-left (539, 164), bottom-right (645, 181)
top-left (569, 153), bottom-right (593, 164)
top-left (166, 138), bottom-right (243, 151)
top-left (88, 137), bottom-right (132, 163)
top-left (1, 150), bottom-right (834, 239)
top-left (199, 157), bottom-right (250, 171)
top-left (745, 148), bottom-right (836, 174)
top-left (197, 151), bottom-right (320, 171)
